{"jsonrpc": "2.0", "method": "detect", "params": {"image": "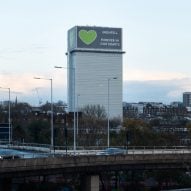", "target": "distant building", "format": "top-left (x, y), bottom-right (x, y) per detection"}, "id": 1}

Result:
top-left (0, 123), bottom-right (11, 141)
top-left (183, 92), bottom-right (191, 108)
top-left (67, 26), bottom-right (124, 118)
top-left (123, 101), bottom-right (187, 118)
top-left (170, 101), bottom-right (183, 107)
